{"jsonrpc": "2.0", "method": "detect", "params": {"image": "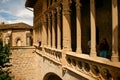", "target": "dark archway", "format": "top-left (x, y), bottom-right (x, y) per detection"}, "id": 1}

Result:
top-left (81, 0), bottom-right (90, 54)
top-left (43, 73), bottom-right (62, 80)
top-left (96, 0), bottom-right (112, 59)
top-left (71, 0), bottom-right (76, 52)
